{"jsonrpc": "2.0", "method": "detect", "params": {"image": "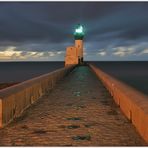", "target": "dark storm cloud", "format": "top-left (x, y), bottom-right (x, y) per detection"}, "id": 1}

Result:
top-left (0, 2), bottom-right (148, 60)
top-left (0, 2), bottom-right (143, 42)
